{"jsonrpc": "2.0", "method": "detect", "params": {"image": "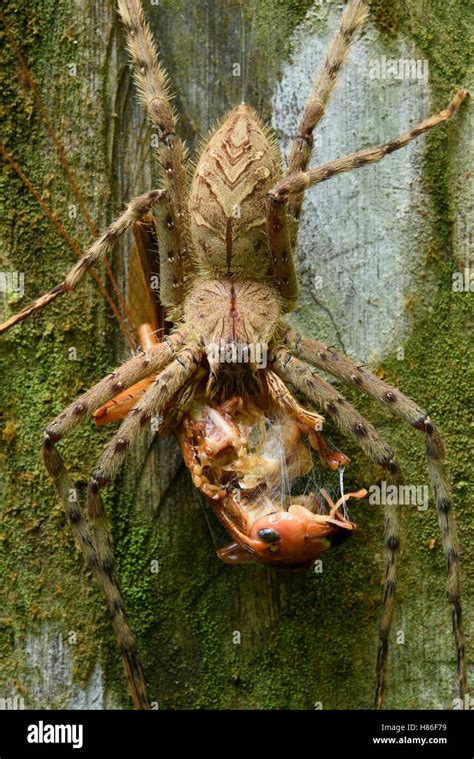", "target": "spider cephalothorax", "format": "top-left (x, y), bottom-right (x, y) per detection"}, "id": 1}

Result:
top-left (1, 0), bottom-right (468, 711)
